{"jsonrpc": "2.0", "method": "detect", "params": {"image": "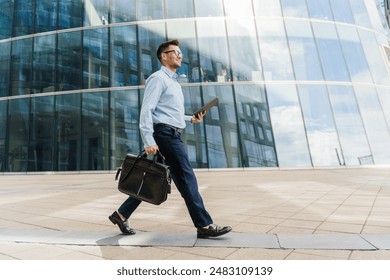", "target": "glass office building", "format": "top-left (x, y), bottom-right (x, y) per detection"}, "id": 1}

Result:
top-left (1, 0), bottom-right (390, 172)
